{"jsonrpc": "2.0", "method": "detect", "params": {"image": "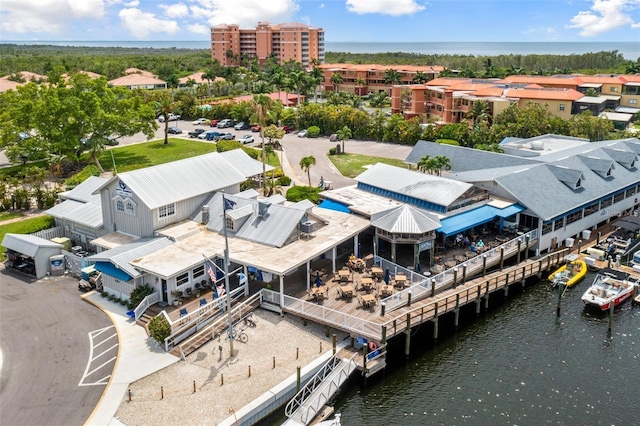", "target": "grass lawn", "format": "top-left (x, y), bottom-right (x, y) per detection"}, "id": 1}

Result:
top-left (0, 212), bottom-right (23, 222)
top-left (328, 153), bottom-right (408, 178)
top-left (0, 215), bottom-right (55, 259)
top-left (97, 138), bottom-right (279, 173)
top-left (97, 138), bottom-right (218, 173)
